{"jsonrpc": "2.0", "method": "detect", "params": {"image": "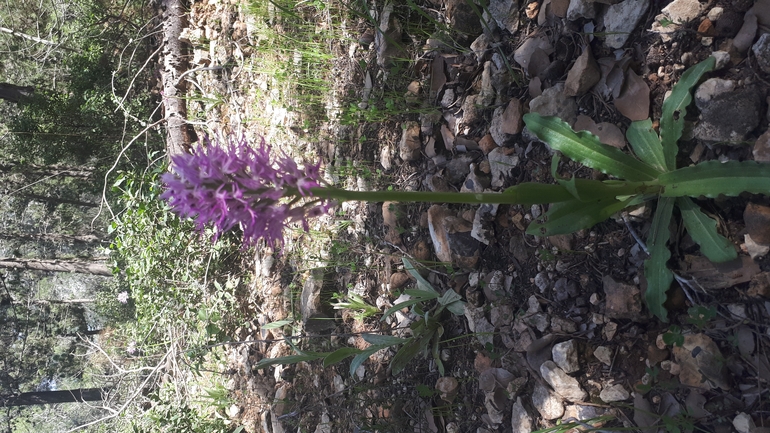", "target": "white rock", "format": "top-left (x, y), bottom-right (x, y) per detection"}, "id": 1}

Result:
top-left (707, 6), bottom-right (723, 20)
top-left (604, 0), bottom-right (649, 49)
top-left (594, 346), bottom-right (613, 366)
top-left (745, 233), bottom-right (770, 259)
top-left (528, 83), bottom-right (577, 126)
top-left (694, 78), bottom-right (735, 109)
top-left (711, 51), bottom-right (730, 69)
top-left (540, 361), bottom-right (588, 401)
top-left (552, 340), bottom-right (580, 373)
top-left (532, 381), bottom-right (565, 420)
top-left (599, 384), bottom-right (630, 402)
top-left (567, 0), bottom-right (596, 21)
top-left (661, 0), bottom-right (702, 23)
top-left (733, 412), bottom-right (756, 433)
top-left (511, 397), bottom-right (533, 433)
